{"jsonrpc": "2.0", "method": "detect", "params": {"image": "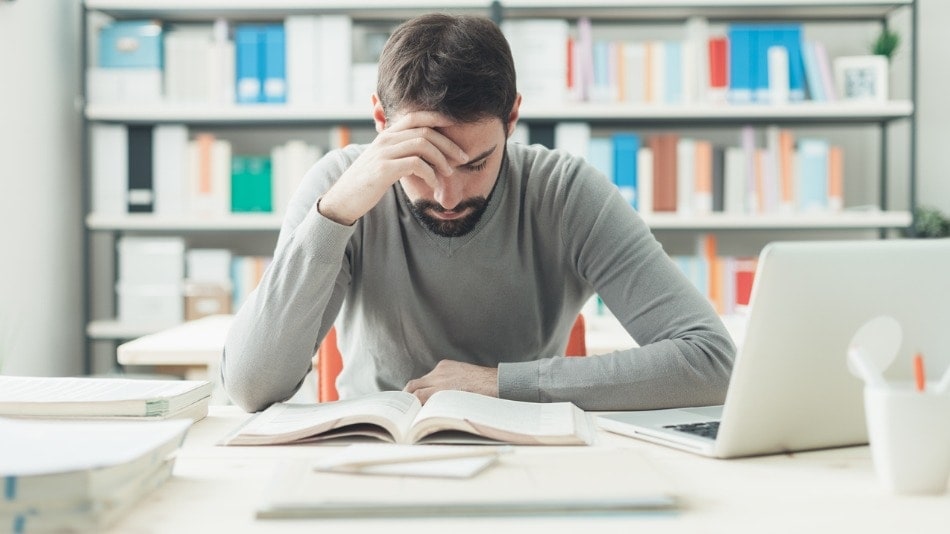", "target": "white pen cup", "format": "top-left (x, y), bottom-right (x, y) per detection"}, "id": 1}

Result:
top-left (864, 384), bottom-right (950, 495)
